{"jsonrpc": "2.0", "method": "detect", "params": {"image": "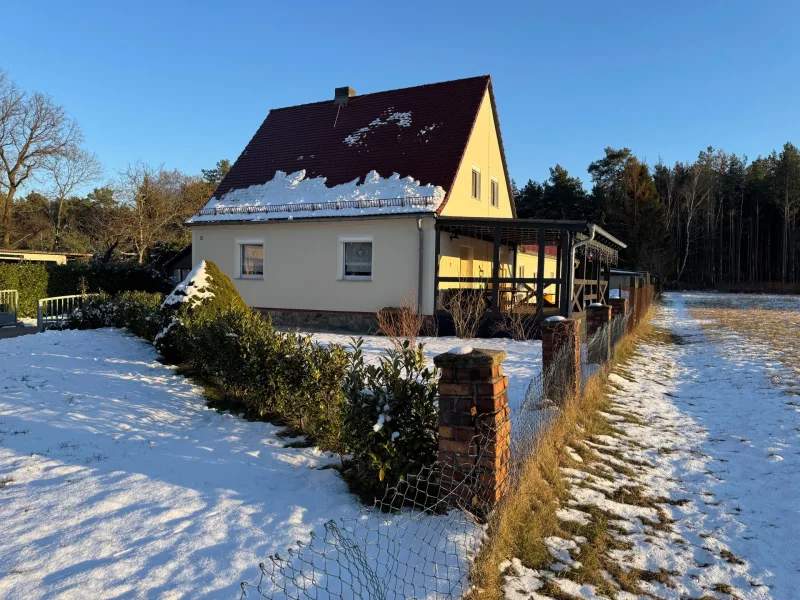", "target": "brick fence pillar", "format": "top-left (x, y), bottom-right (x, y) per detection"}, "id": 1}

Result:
top-left (586, 303), bottom-right (612, 363)
top-left (540, 317), bottom-right (581, 401)
top-left (433, 347), bottom-right (510, 516)
top-left (608, 297), bottom-right (627, 319)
